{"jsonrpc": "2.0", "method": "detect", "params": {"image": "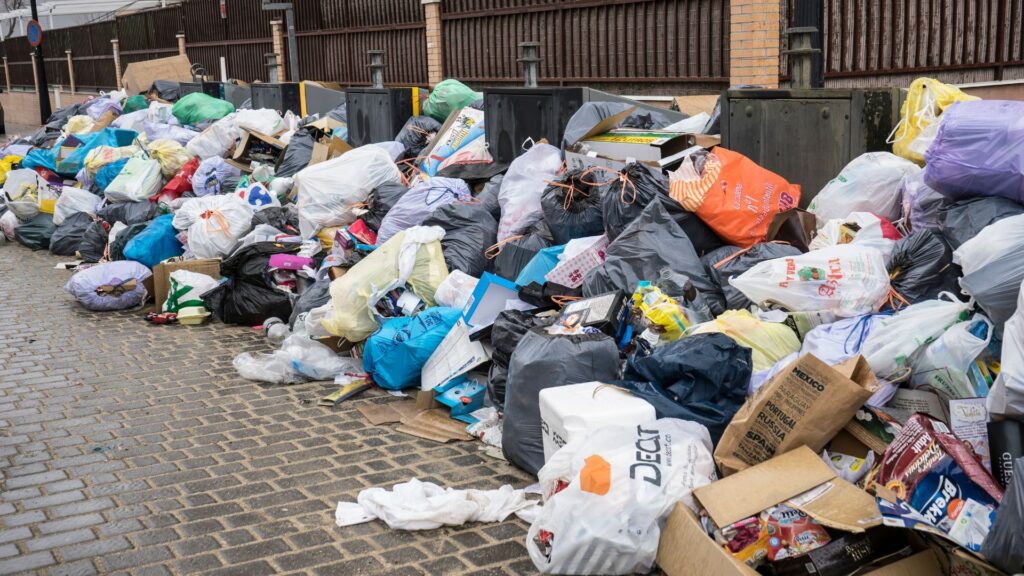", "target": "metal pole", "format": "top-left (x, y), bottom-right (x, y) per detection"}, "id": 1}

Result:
top-left (30, 0), bottom-right (51, 123)
top-left (368, 50), bottom-right (384, 89)
top-left (792, 0), bottom-right (823, 88)
top-left (285, 7), bottom-right (299, 84)
top-left (518, 42), bottom-right (540, 88)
